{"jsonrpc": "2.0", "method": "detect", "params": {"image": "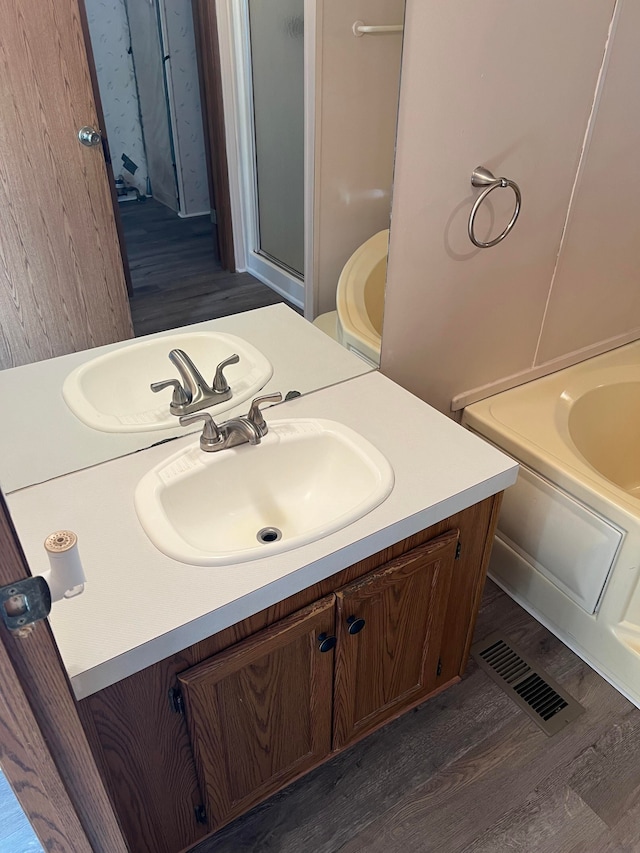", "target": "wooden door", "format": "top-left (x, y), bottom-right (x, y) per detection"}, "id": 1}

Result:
top-left (332, 530), bottom-right (458, 750)
top-left (0, 0), bottom-right (133, 369)
top-left (0, 493), bottom-right (128, 852)
top-left (178, 595), bottom-right (335, 832)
